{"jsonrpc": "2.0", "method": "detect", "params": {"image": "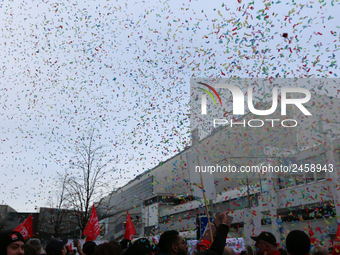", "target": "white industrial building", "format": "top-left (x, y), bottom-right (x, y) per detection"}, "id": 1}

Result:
top-left (97, 92), bottom-right (340, 247)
